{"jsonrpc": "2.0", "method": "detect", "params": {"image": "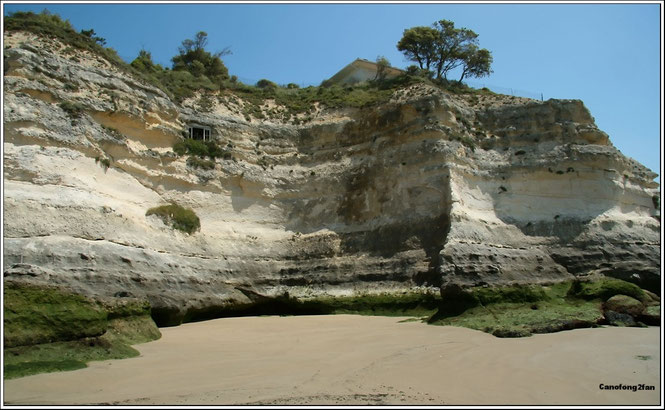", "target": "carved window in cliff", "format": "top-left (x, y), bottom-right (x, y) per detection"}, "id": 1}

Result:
top-left (188, 124), bottom-right (211, 141)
